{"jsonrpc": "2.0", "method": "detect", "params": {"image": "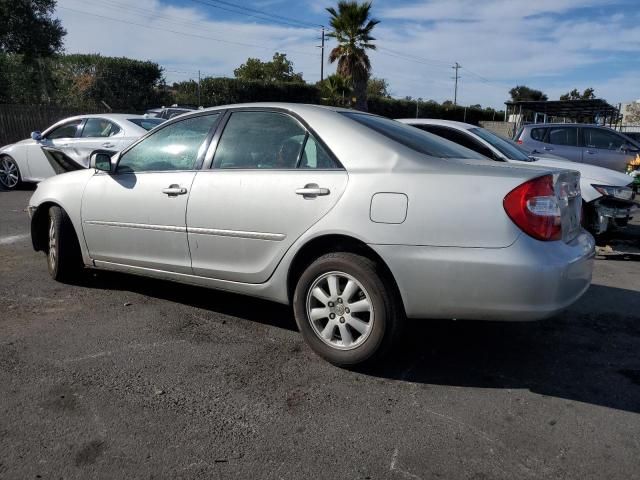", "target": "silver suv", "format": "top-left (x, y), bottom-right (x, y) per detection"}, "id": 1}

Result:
top-left (515, 123), bottom-right (640, 173)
